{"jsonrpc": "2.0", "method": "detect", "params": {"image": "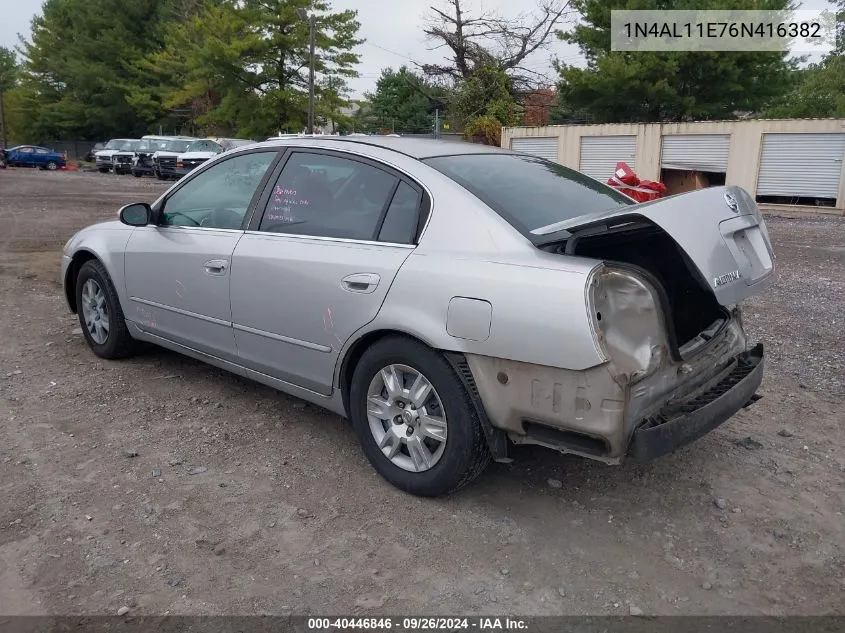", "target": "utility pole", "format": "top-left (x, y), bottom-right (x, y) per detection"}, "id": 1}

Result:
top-left (0, 90), bottom-right (7, 149)
top-left (434, 109), bottom-right (439, 140)
top-left (298, 8), bottom-right (316, 135)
